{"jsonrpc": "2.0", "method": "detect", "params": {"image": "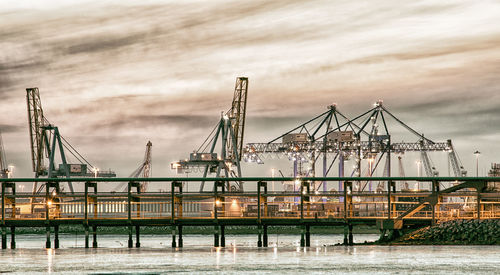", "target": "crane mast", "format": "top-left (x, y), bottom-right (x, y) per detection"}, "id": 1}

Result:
top-left (228, 77), bottom-right (248, 161)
